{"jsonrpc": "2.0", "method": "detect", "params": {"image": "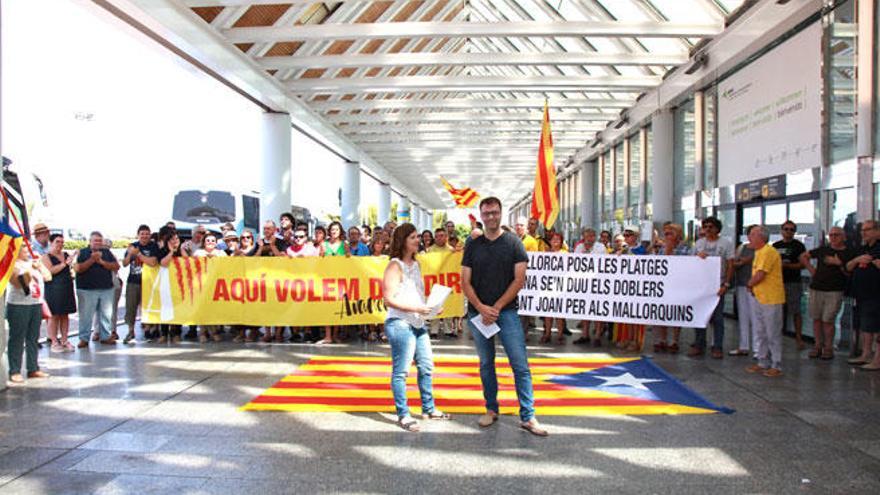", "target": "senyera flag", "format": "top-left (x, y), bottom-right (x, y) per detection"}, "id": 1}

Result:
top-left (440, 176), bottom-right (480, 208)
top-left (0, 217), bottom-right (24, 296)
top-left (530, 101), bottom-right (559, 229)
